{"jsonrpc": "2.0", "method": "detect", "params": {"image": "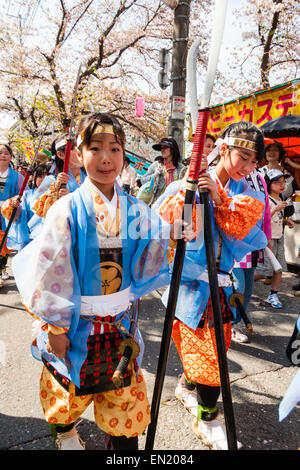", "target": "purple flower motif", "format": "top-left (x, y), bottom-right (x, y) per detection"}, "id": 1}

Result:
top-left (51, 283), bottom-right (61, 294)
top-left (54, 265), bottom-right (65, 276)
